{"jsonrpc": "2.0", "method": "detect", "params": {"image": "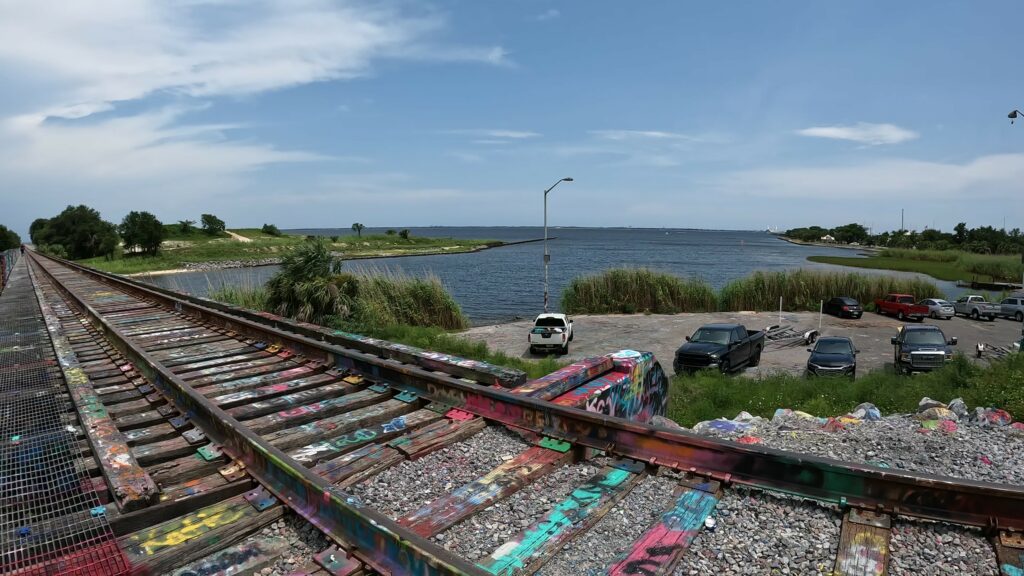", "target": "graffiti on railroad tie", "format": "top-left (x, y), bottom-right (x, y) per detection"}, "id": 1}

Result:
top-left (835, 532), bottom-right (887, 576)
top-left (619, 544), bottom-right (685, 576)
top-left (138, 505), bottom-right (248, 554)
top-left (175, 541), bottom-right (265, 576)
top-left (291, 427), bottom-right (384, 462)
top-left (484, 469), bottom-right (631, 575)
